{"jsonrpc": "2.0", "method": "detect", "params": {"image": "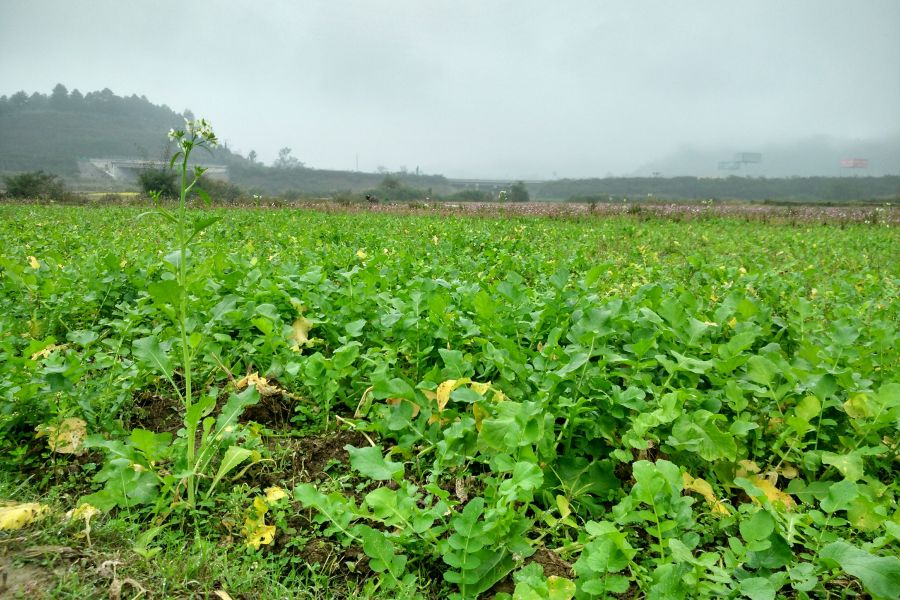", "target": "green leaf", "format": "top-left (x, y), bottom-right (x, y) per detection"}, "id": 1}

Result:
top-left (360, 525), bottom-right (403, 585)
top-left (747, 532), bottom-right (792, 569)
top-left (499, 462), bottom-right (543, 501)
top-left (345, 319), bottom-right (366, 337)
top-left (216, 385), bottom-right (260, 433)
top-left (822, 451), bottom-right (864, 481)
top-left (147, 279), bottom-right (183, 307)
top-left (132, 336), bottom-right (174, 380)
top-left (345, 445), bottom-right (404, 481)
top-left (585, 536), bottom-right (629, 573)
top-left (207, 446), bottom-right (253, 497)
top-left (739, 577), bottom-right (776, 600)
top-left (365, 486), bottom-right (412, 528)
top-left (669, 410), bottom-right (737, 462)
top-left (127, 429), bottom-right (172, 462)
top-left (549, 268), bottom-right (569, 291)
top-left (794, 395), bottom-right (821, 422)
top-left (820, 479), bottom-right (859, 513)
top-left (473, 289), bottom-right (495, 321)
top-left (631, 460), bottom-right (681, 507)
top-left (206, 294), bottom-right (239, 325)
top-left (373, 377), bottom-right (415, 401)
top-left (820, 542), bottom-right (900, 599)
top-left (670, 350), bottom-right (713, 374)
top-left (875, 382), bottom-right (900, 412)
top-left (831, 325), bottom-right (859, 347)
top-left (78, 490), bottom-right (120, 513)
top-left (184, 395), bottom-right (216, 433)
top-left (812, 373), bottom-right (838, 400)
top-left (740, 510), bottom-right (775, 543)
top-left (746, 356), bottom-right (777, 387)
top-left (547, 576), bottom-right (577, 600)
top-left (551, 457), bottom-right (620, 501)
top-left (188, 215), bottom-right (220, 243)
top-left (439, 348), bottom-right (469, 378)
top-left (195, 189), bottom-right (212, 207)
